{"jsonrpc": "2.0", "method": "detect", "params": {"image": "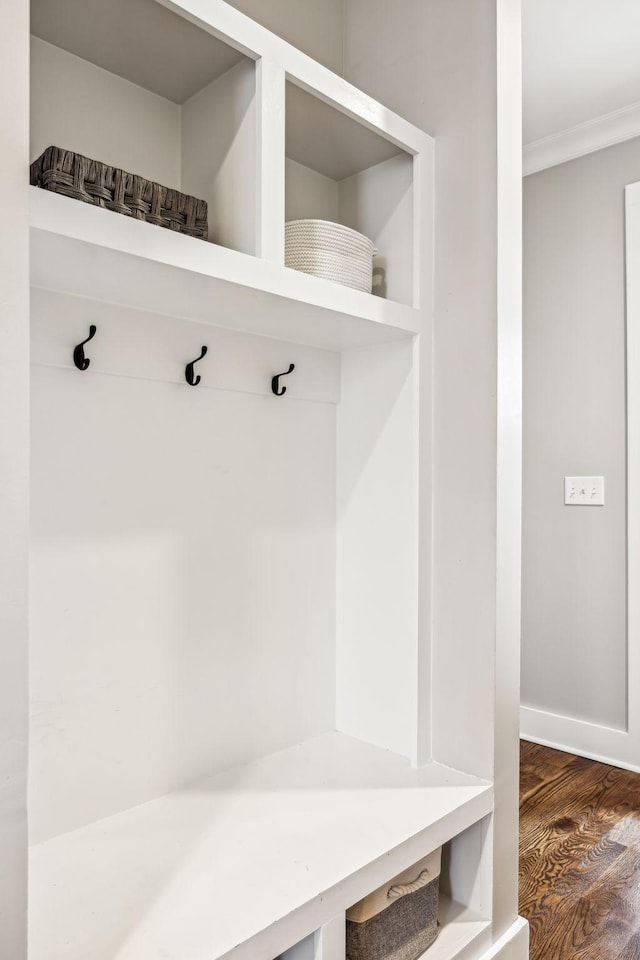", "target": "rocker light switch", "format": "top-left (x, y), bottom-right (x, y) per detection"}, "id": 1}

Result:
top-left (564, 476), bottom-right (605, 506)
